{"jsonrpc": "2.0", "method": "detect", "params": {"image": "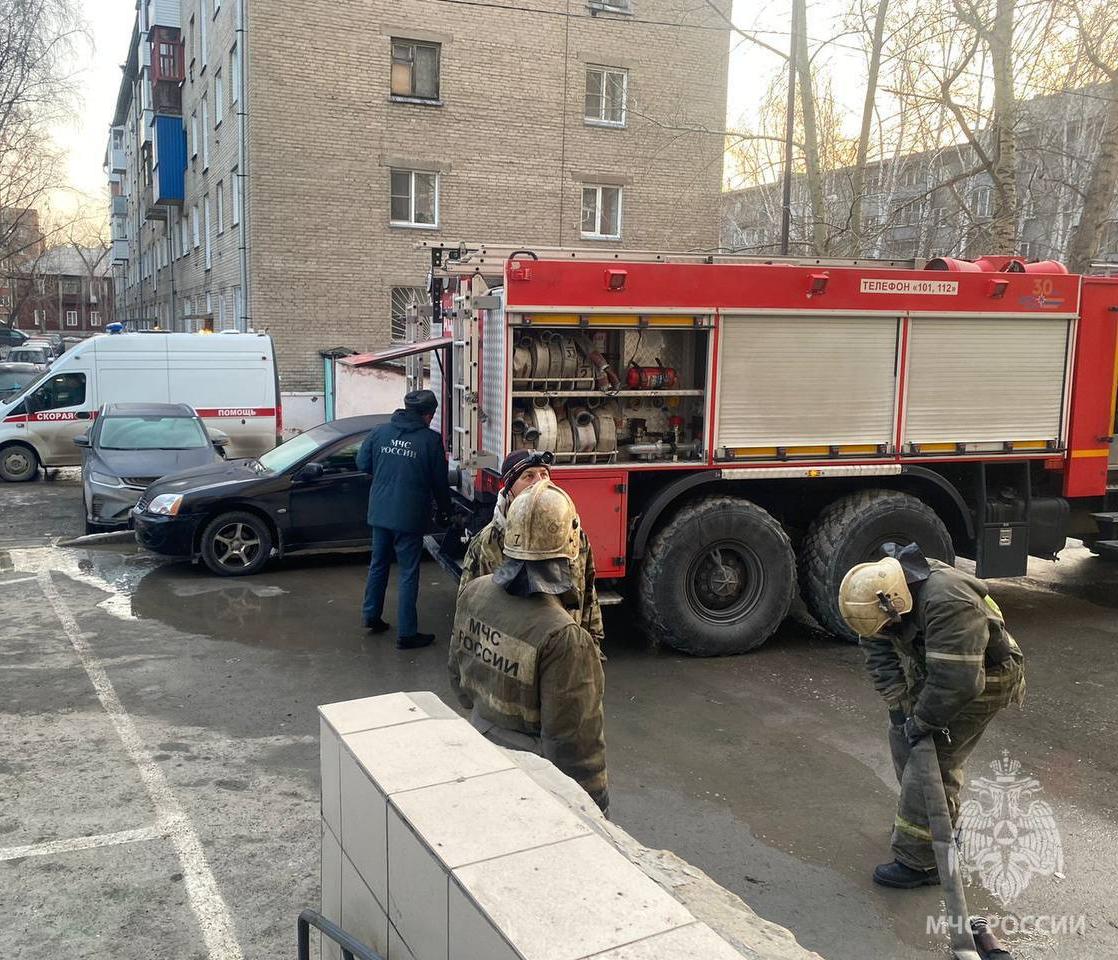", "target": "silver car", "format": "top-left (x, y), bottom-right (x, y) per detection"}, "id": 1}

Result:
top-left (75, 402), bottom-right (228, 533)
